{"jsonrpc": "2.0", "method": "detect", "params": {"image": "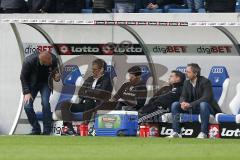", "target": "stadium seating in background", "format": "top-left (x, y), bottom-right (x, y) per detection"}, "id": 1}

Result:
top-left (82, 9), bottom-right (93, 13)
top-left (139, 8), bottom-right (163, 13)
top-left (167, 8), bottom-right (192, 13)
